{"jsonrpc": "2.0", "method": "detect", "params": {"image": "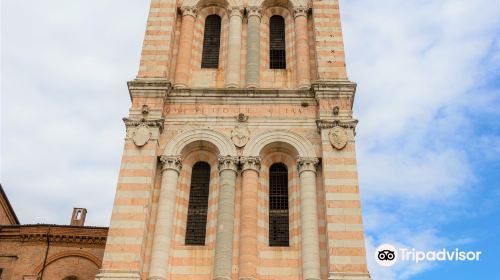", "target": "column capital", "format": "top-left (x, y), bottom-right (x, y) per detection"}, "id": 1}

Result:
top-left (160, 155), bottom-right (182, 173)
top-left (247, 6), bottom-right (262, 19)
top-left (241, 156), bottom-right (261, 173)
top-left (229, 6), bottom-right (244, 18)
top-left (297, 157), bottom-right (319, 174)
top-left (181, 6), bottom-right (197, 18)
top-left (218, 155), bottom-right (239, 172)
top-left (293, 6), bottom-right (309, 19)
